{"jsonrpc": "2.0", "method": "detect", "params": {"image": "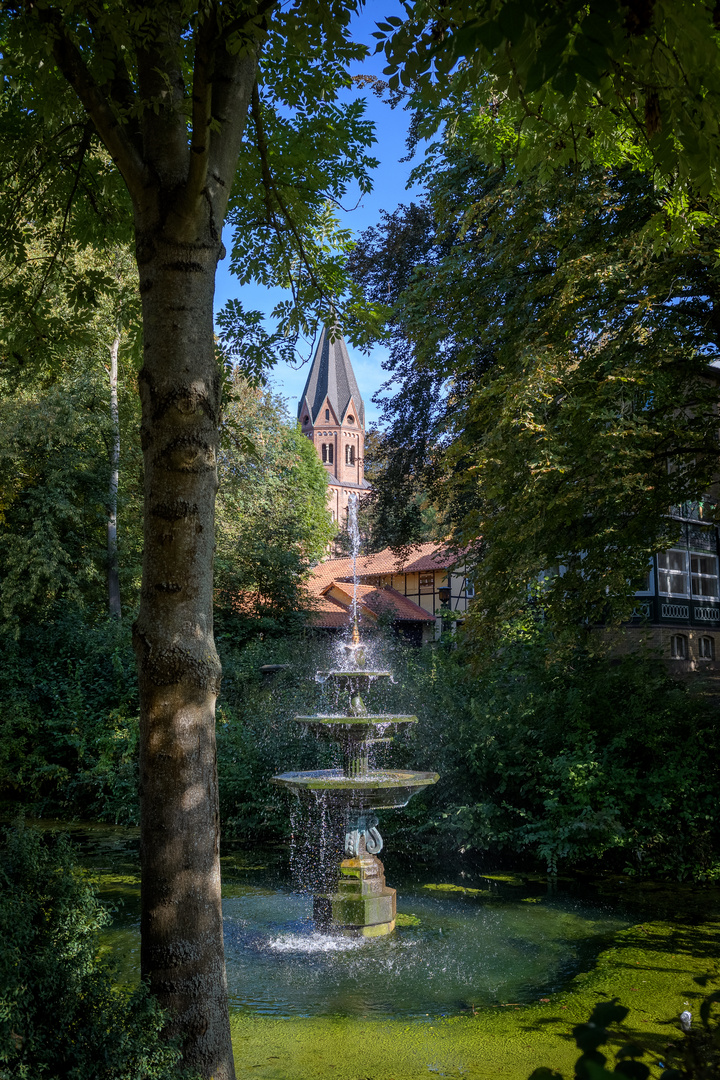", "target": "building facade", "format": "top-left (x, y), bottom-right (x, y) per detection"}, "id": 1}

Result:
top-left (626, 499), bottom-right (720, 672)
top-left (297, 328), bottom-right (371, 524)
top-left (307, 543), bottom-right (472, 643)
